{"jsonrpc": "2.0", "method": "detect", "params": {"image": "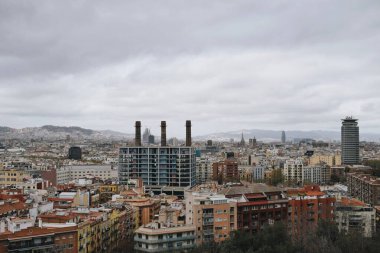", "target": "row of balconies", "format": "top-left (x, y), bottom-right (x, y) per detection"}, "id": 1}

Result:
top-left (134, 235), bottom-right (195, 244)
